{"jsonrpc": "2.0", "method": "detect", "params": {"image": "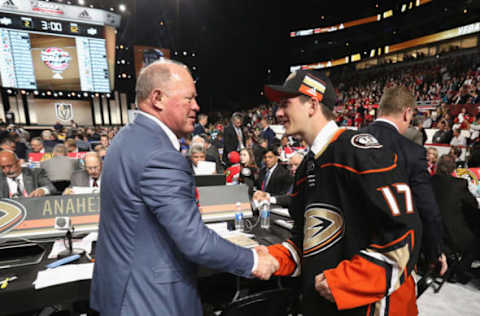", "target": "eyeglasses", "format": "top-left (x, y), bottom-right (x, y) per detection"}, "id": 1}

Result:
top-left (86, 166), bottom-right (101, 171)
